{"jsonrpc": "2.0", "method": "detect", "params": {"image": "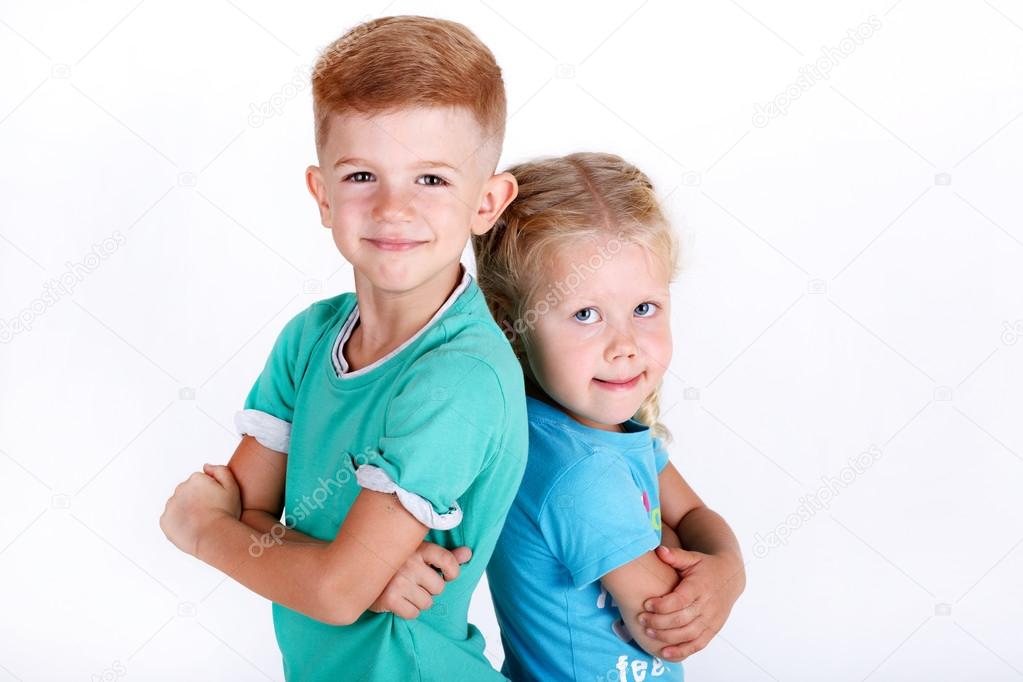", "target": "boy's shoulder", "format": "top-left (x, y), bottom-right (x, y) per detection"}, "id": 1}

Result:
top-left (277, 291), bottom-right (355, 340)
top-left (407, 279), bottom-right (523, 385)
